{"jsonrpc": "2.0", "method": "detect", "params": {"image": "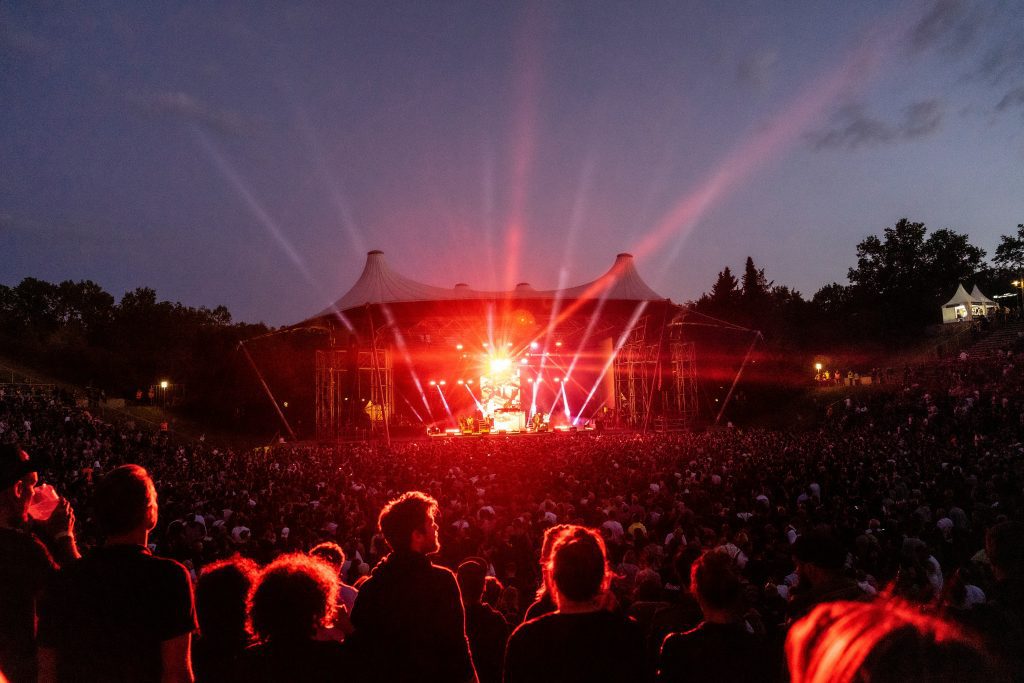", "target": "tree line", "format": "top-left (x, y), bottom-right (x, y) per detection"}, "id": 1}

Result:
top-left (692, 219), bottom-right (1024, 350)
top-left (1, 218), bottom-right (1021, 432)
